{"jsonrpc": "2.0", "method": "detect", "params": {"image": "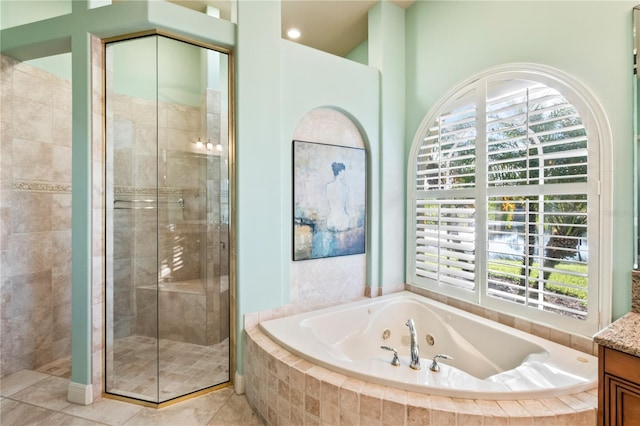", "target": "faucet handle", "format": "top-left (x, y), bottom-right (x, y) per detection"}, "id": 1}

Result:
top-left (429, 354), bottom-right (453, 372)
top-left (380, 346), bottom-right (401, 366)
